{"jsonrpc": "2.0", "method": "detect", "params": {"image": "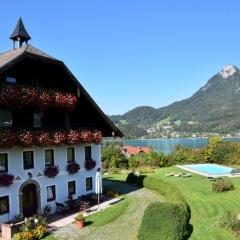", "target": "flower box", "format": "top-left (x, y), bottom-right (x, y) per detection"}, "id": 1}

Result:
top-left (34, 132), bottom-right (52, 146)
top-left (0, 129), bottom-right (16, 148)
top-left (66, 162), bottom-right (80, 174)
top-left (0, 174), bottom-right (14, 187)
top-left (44, 165), bottom-right (59, 178)
top-left (0, 129), bottom-right (102, 148)
top-left (85, 159), bottom-right (96, 170)
top-left (17, 131), bottom-right (33, 147)
top-left (0, 84), bottom-right (77, 111)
